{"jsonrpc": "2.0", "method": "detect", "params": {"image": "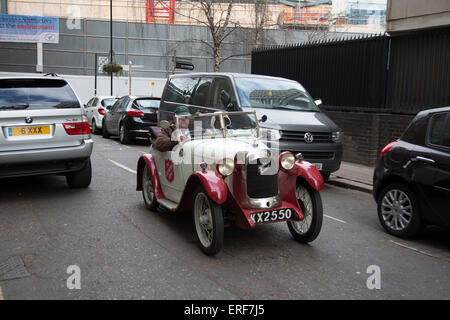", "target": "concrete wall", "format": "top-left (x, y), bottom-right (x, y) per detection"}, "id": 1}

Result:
top-left (387, 0), bottom-right (450, 32)
top-left (0, 71), bottom-right (167, 104)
